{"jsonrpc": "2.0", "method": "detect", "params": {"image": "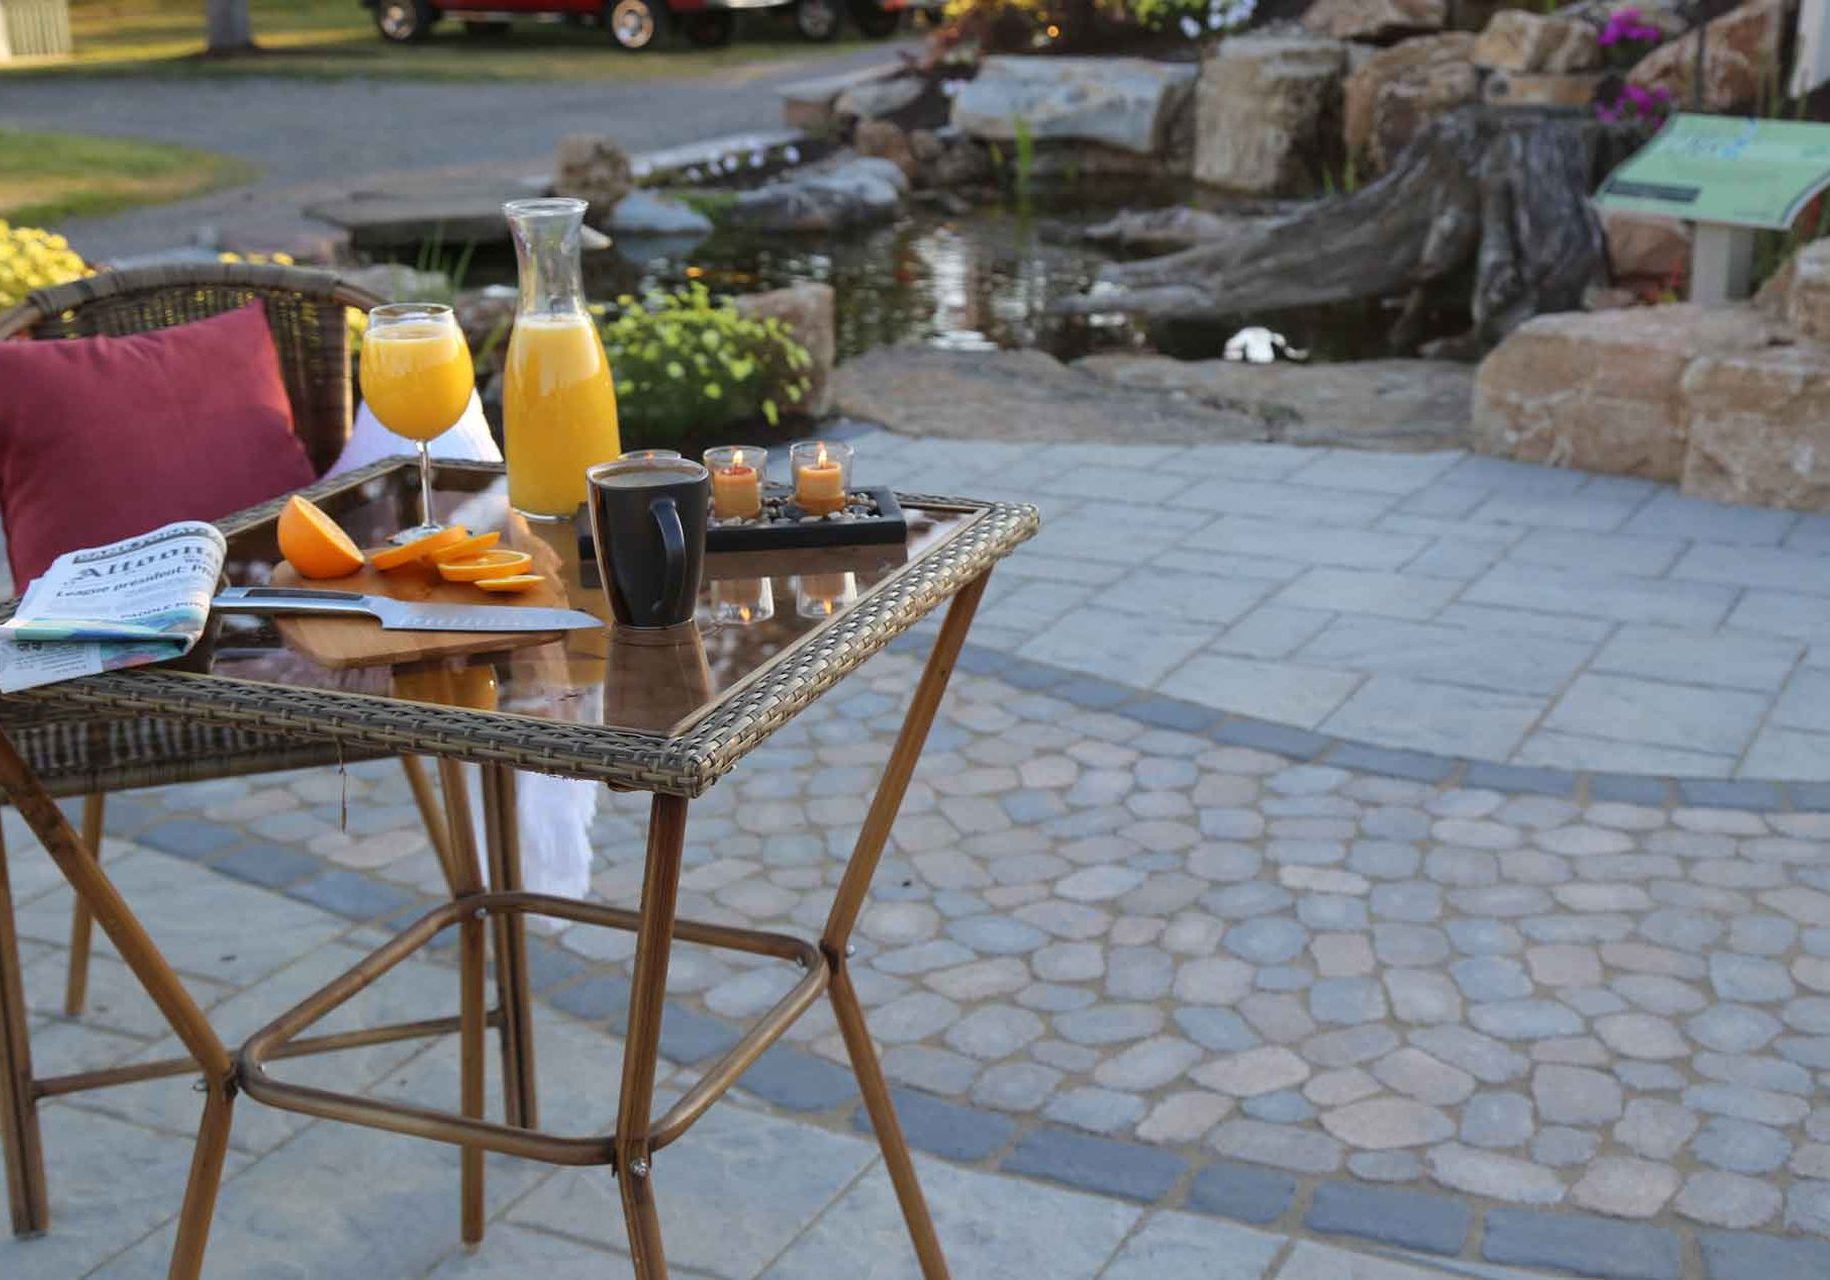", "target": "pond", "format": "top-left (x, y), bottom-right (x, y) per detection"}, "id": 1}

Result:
top-left (469, 198), bottom-right (1446, 366)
